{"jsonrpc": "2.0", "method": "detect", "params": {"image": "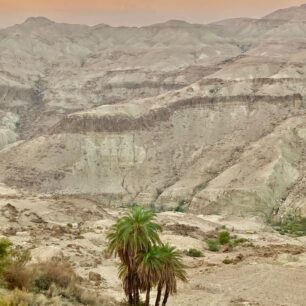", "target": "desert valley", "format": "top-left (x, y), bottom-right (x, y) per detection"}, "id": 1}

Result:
top-left (1, 3), bottom-right (306, 305)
